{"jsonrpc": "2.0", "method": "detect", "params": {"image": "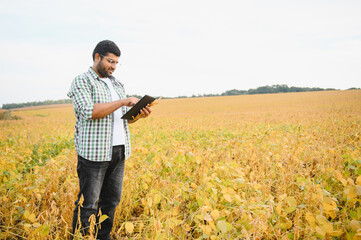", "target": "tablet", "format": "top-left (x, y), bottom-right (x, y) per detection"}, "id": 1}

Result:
top-left (121, 95), bottom-right (156, 120)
